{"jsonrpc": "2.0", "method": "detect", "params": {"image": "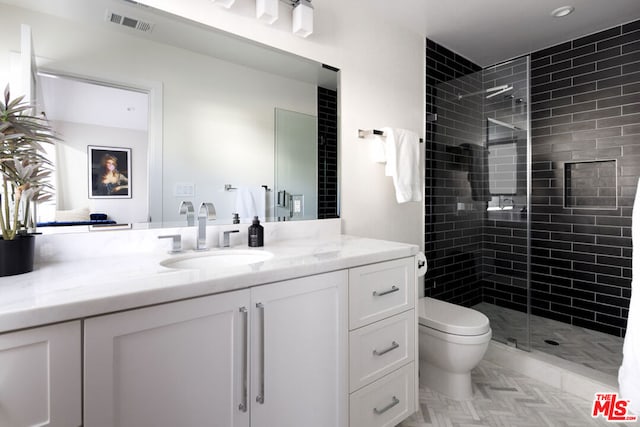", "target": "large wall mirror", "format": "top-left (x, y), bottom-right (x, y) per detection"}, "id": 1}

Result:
top-left (0, 0), bottom-right (339, 229)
